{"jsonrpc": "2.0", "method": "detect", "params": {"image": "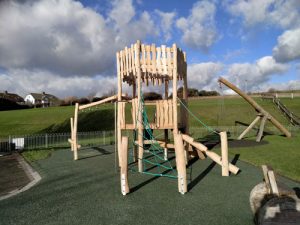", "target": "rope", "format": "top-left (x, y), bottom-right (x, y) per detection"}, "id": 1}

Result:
top-left (129, 89), bottom-right (177, 179)
top-left (177, 97), bottom-right (219, 135)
